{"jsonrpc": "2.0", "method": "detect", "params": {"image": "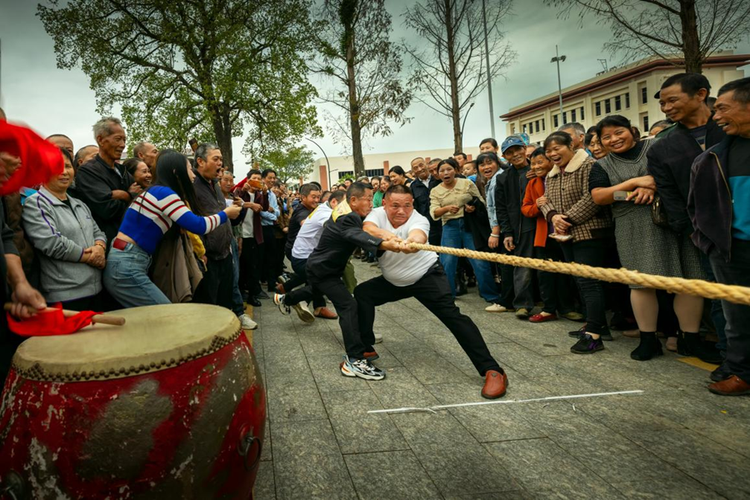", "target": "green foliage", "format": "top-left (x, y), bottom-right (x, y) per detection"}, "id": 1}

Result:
top-left (259, 145), bottom-right (316, 184)
top-left (38, 0), bottom-right (321, 168)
